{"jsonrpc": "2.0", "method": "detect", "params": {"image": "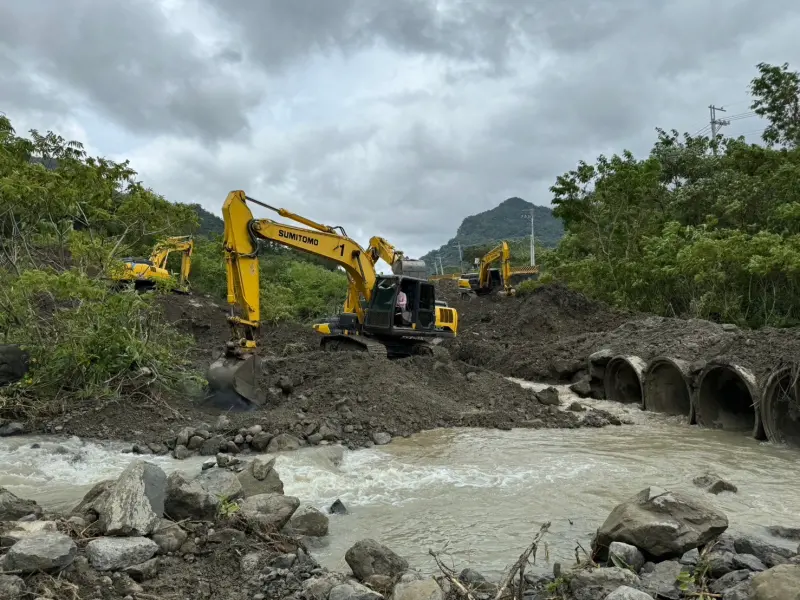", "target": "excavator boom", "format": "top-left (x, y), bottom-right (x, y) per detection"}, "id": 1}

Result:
top-left (459, 241), bottom-right (513, 297)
